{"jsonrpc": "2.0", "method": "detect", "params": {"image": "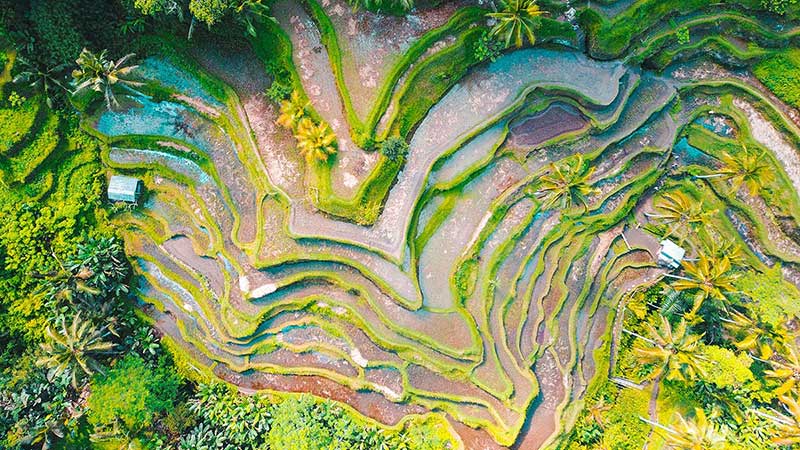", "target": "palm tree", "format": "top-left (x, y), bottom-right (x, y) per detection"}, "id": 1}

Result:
top-left (20, 415), bottom-right (66, 450)
top-left (765, 344), bottom-right (800, 396)
top-left (769, 394), bottom-right (800, 446)
top-left (295, 118), bottom-right (337, 163)
top-left (668, 253), bottom-right (737, 319)
top-left (587, 398), bottom-right (612, 429)
top-left (37, 314), bottom-right (115, 388)
top-left (12, 57), bottom-right (70, 109)
top-left (276, 91), bottom-right (307, 130)
top-left (534, 154), bottom-right (598, 212)
top-left (72, 49), bottom-right (143, 110)
top-left (723, 309), bottom-right (788, 360)
top-left (488, 0), bottom-right (547, 48)
top-left (697, 146), bottom-right (774, 195)
top-left (643, 408), bottom-right (727, 449)
top-left (634, 316), bottom-right (705, 383)
top-left (645, 191), bottom-right (714, 243)
top-left (701, 233), bottom-right (747, 268)
top-left (234, 0), bottom-right (273, 37)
